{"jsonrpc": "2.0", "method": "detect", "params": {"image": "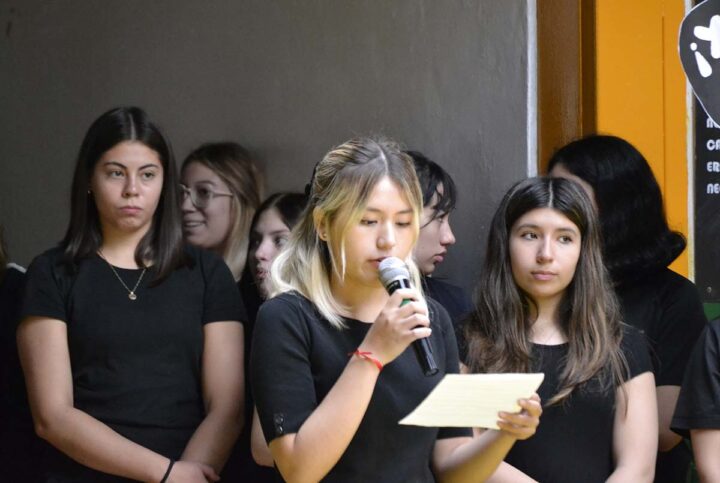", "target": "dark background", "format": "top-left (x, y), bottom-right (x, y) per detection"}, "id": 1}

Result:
top-left (0, 0), bottom-right (536, 293)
